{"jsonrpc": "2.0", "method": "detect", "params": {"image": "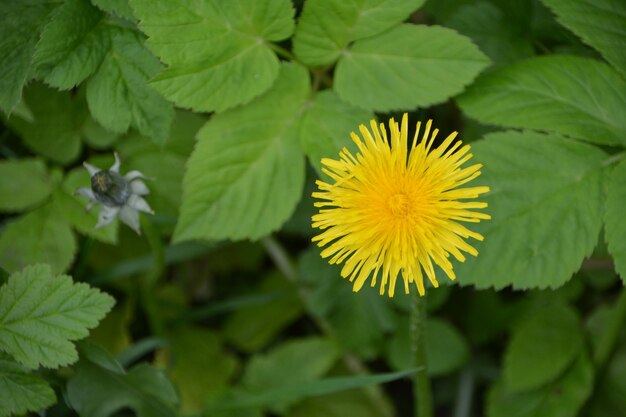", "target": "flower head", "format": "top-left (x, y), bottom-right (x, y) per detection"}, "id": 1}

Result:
top-left (76, 153), bottom-right (154, 234)
top-left (312, 114), bottom-right (490, 297)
